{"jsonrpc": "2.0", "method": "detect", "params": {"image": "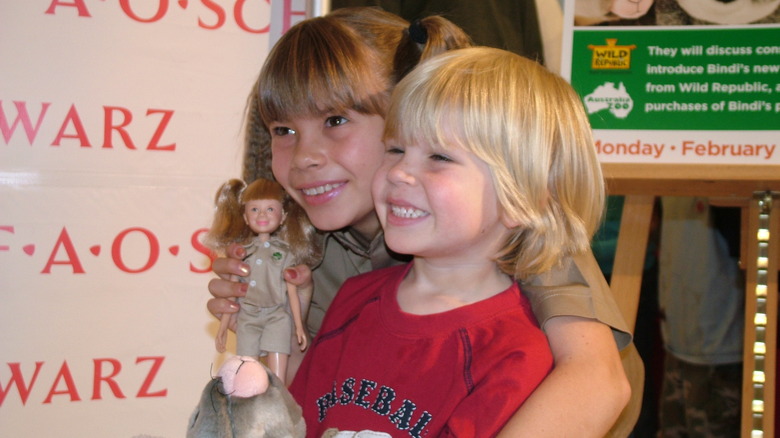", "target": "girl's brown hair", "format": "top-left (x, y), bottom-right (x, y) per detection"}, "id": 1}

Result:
top-left (242, 7), bottom-right (471, 183)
